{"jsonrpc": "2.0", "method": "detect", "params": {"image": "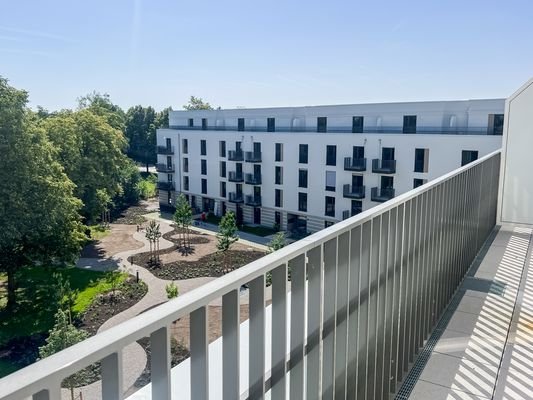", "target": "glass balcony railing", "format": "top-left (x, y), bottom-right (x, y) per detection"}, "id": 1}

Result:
top-left (372, 158), bottom-right (396, 174)
top-left (245, 151), bottom-right (262, 163)
top-left (157, 145), bottom-right (174, 155)
top-left (228, 150), bottom-right (244, 161)
top-left (228, 171), bottom-right (244, 182)
top-left (155, 163), bottom-right (175, 173)
top-left (157, 181), bottom-right (175, 191)
top-left (244, 173), bottom-right (261, 185)
top-left (228, 192), bottom-right (244, 203)
top-left (371, 186), bottom-right (395, 202)
top-left (245, 195), bottom-right (261, 206)
top-left (344, 157), bottom-right (367, 171)
top-left (0, 151), bottom-right (501, 400)
top-left (343, 184), bottom-right (366, 199)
